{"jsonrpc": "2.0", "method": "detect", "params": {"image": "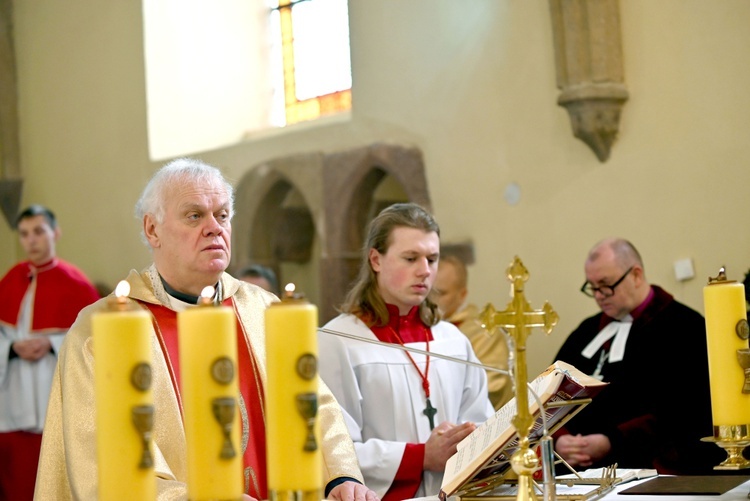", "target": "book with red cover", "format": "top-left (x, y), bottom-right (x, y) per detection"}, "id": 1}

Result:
top-left (440, 361), bottom-right (608, 499)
